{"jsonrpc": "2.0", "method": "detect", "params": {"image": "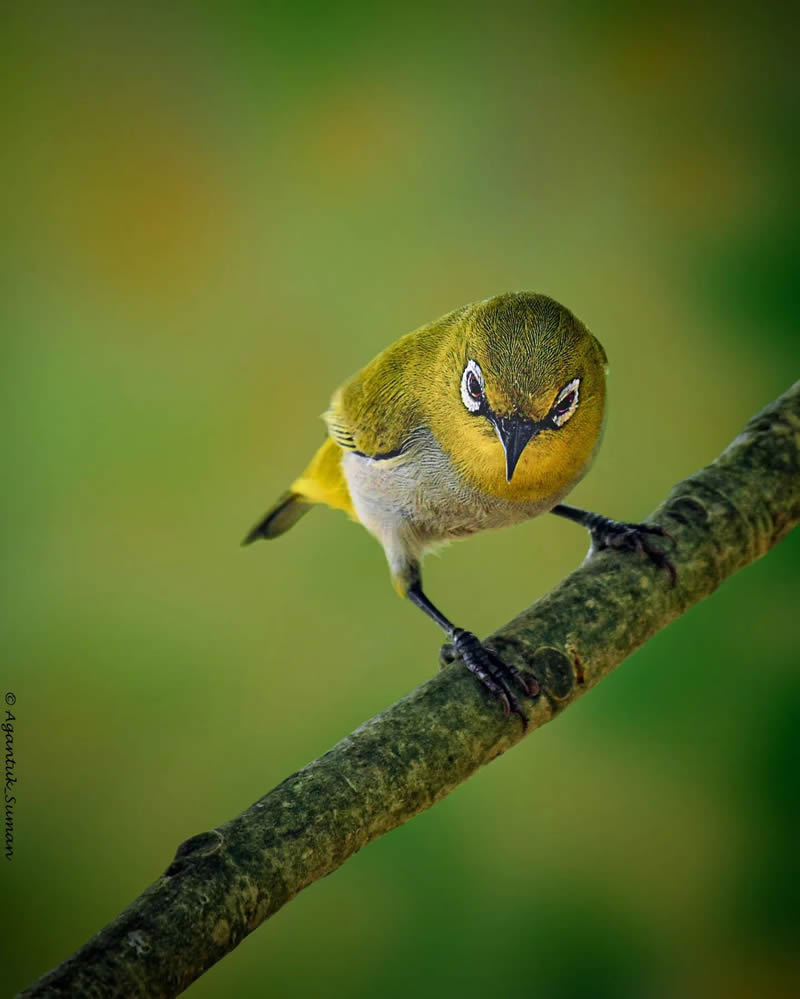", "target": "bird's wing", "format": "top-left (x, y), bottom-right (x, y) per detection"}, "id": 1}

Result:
top-left (324, 407), bottom-right (360, 452)
top-left (324, 354), bottom-right (422, 460)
